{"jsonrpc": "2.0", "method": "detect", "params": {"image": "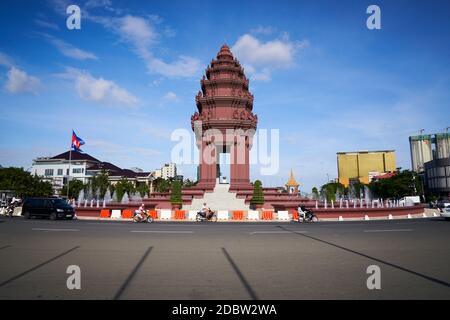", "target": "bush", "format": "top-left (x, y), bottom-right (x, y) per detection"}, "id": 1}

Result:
top-left (251, 180), bottom-right (264, 205)
top-left (170, 180), bottom-right (182, 206)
